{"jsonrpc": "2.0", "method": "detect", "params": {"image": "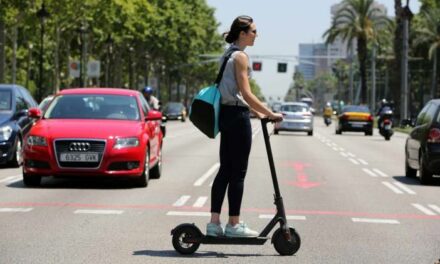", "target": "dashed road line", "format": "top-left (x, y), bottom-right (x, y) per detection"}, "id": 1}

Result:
top-left (74, 209), bottom-right (123, 215)
top-left (351, 218), bottom-right (400, 224)
top-left (392, 182), bottom-right (416, 195)
top-left (382, 182), bottom-right (404, 194)
top-left (173, 195), bottom-right (191, 207)
top-left (347, 152), bottom-right (356, 157)
top-left (0, 208), bottom-right (33, 213)
top-left (357, 159), bottom-right (368, 165)
top-left (372, 168), bottom-right (388, 177)
top-left (362, 168), bottom-right (378, 177)
top-left (194, 163), bottom-right (220, 186)
top-left (0, 176), bottom-right (17, 183)
top-left (348, 158), bottom-right (359, 165)
top-left (166, 211), bottom-right (210, 217)
top-left (412, 204), bottom-right (437, 215)
top-left (428, 204), bottom-right (440, 214)
top-left (340, 152), bottom-right (348, 158)
top-left (193, 196), bottom-right (208, 208)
